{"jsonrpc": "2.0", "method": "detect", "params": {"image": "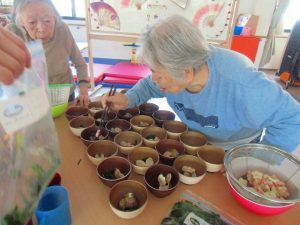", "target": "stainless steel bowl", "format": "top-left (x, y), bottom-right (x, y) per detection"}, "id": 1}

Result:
top-left (224, 144), bottom-right (300, 205)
